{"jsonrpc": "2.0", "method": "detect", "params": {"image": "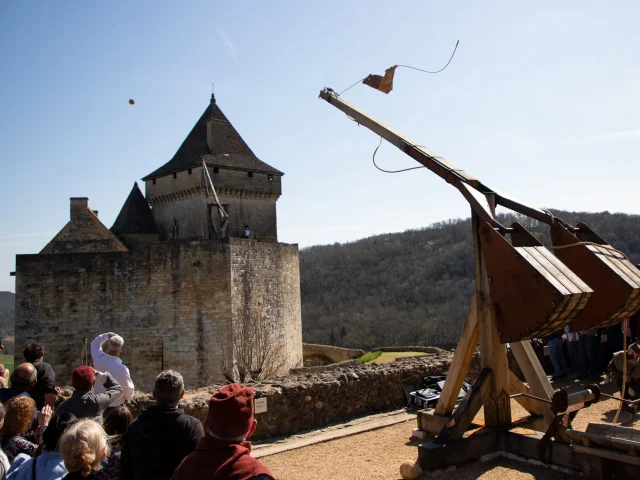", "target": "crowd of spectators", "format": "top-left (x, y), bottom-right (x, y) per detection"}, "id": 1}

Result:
top-left (543, 321), bottom-right (640, 411)
top-left (0, 332), bottom-right (274, 480)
